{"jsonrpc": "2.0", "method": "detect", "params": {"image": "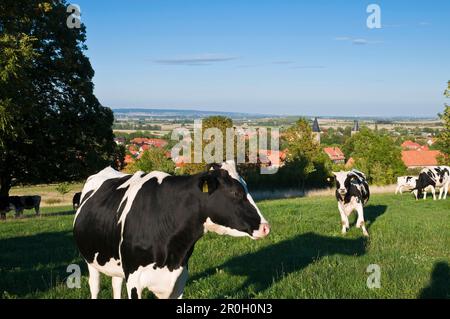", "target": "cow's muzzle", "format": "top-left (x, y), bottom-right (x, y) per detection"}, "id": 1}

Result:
top-left (252, 223), bottom-right (270, 239)
top-left (338, 189), bottom-right (347, 195)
